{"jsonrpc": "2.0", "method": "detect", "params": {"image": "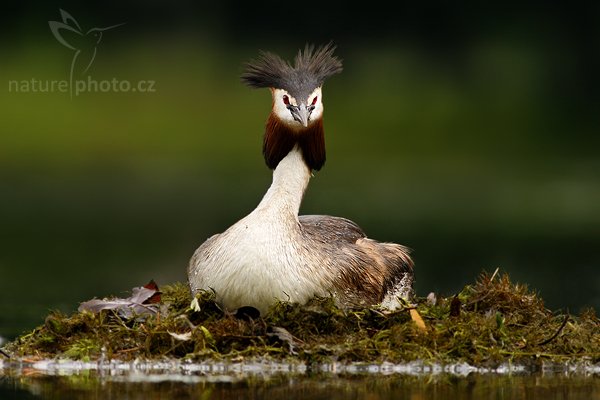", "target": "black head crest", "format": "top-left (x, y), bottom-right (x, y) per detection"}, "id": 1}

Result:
top-left (241, 42), bottom-right (342, 101)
